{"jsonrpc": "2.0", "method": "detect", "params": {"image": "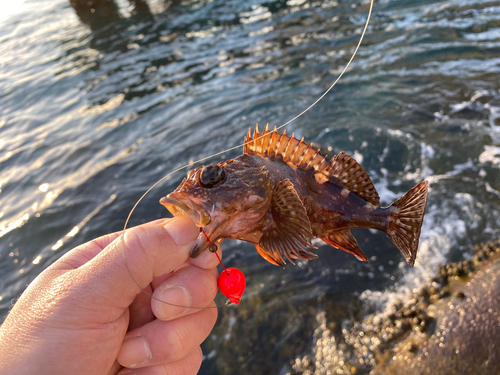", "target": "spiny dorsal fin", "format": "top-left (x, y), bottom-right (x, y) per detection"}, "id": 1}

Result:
top-left (244, 125), bottom-right (380, 205)
top-left (258, 179), bottom-right (317, 267)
